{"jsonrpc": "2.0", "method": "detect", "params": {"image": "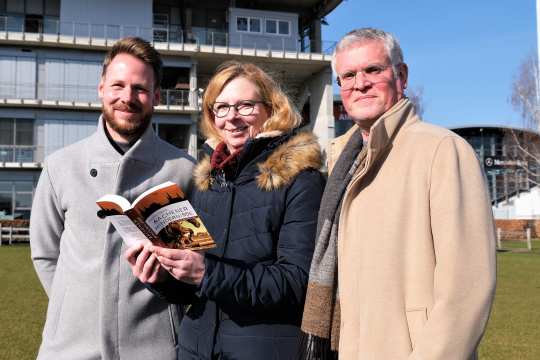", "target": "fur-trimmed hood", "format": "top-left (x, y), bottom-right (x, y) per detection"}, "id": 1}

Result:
top-left (194, 131), bottom-right (322, 191)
